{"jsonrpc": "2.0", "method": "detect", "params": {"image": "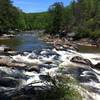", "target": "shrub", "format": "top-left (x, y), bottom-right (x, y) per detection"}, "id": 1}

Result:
top-left (37, 75), bottom-right (82, 100)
